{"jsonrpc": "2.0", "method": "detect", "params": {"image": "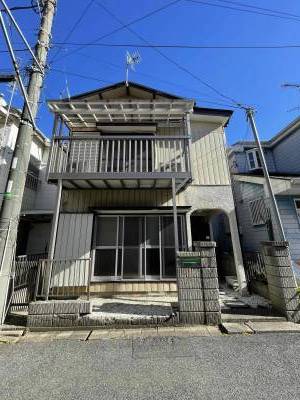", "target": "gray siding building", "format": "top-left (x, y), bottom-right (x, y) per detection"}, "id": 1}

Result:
top-left (229, 116), bottom-right (300, 281)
